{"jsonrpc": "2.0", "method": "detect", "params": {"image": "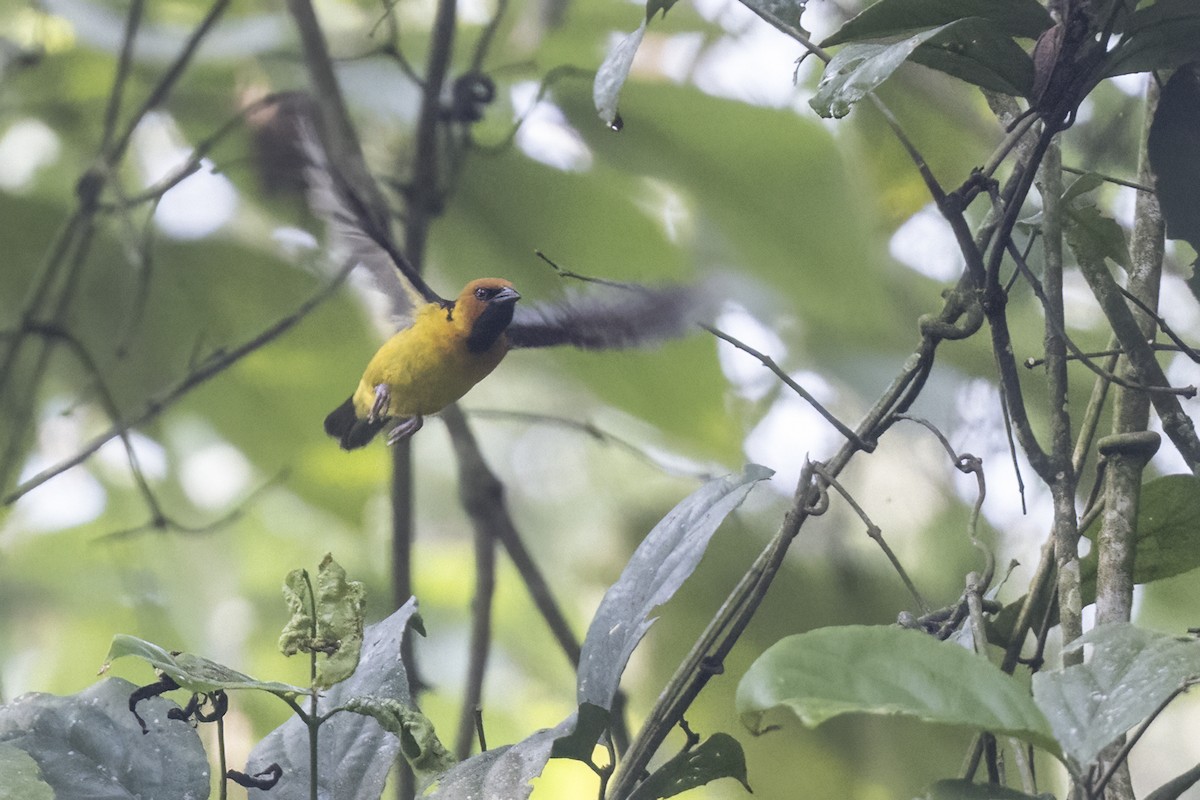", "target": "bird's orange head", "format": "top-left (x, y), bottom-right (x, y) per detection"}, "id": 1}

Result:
top-left (454, 278), bottom-right (521, 353)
